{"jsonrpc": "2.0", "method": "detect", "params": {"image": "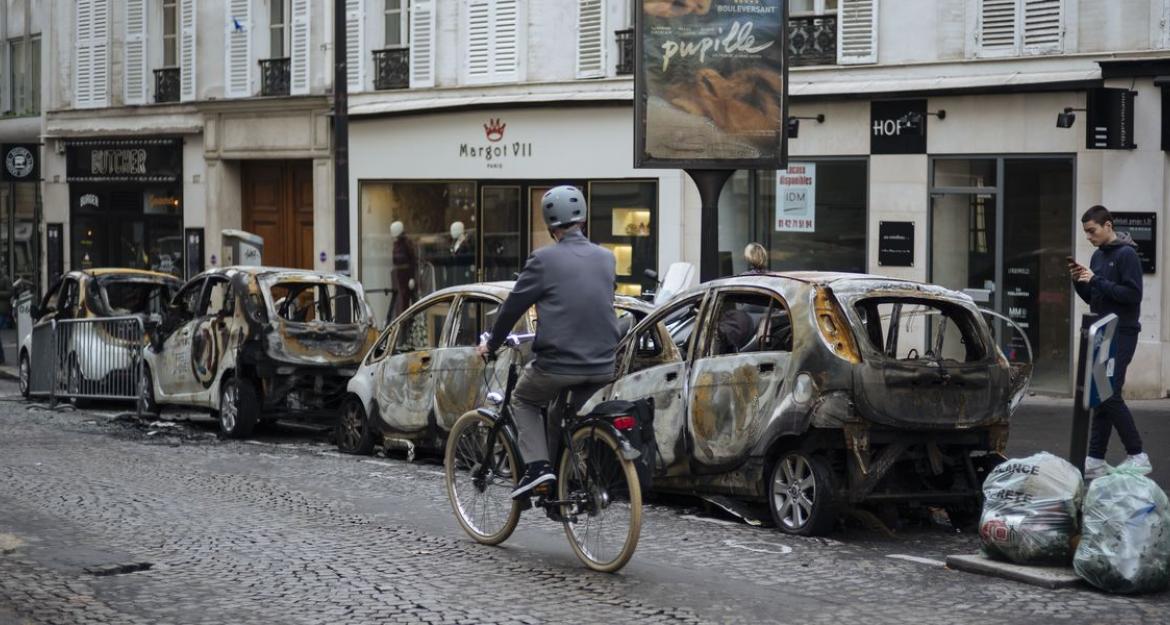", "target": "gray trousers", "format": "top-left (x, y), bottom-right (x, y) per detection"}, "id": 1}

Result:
top-left (511, 363), bottom-right (612, 465)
